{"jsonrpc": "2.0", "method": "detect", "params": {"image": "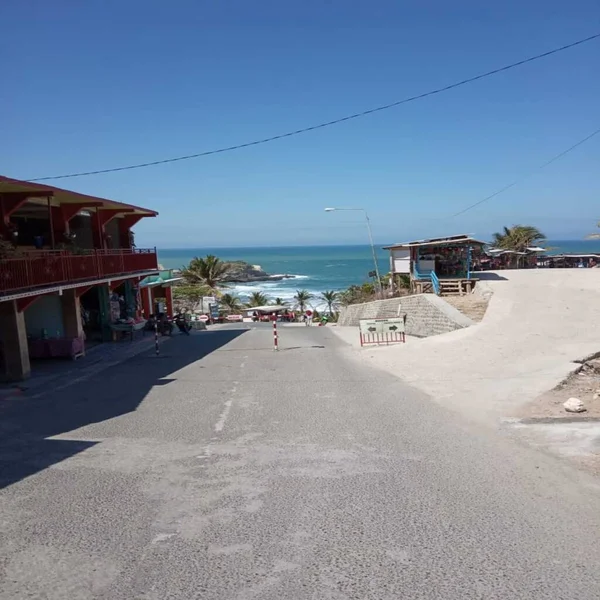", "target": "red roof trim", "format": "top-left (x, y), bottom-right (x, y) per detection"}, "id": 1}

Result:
top-left (0, 175), bottom-right (158, 217)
